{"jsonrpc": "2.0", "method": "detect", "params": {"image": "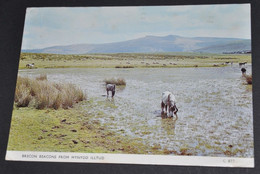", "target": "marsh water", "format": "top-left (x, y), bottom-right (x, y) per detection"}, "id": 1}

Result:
top-left (18, 65), bottom-right (253, 157)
